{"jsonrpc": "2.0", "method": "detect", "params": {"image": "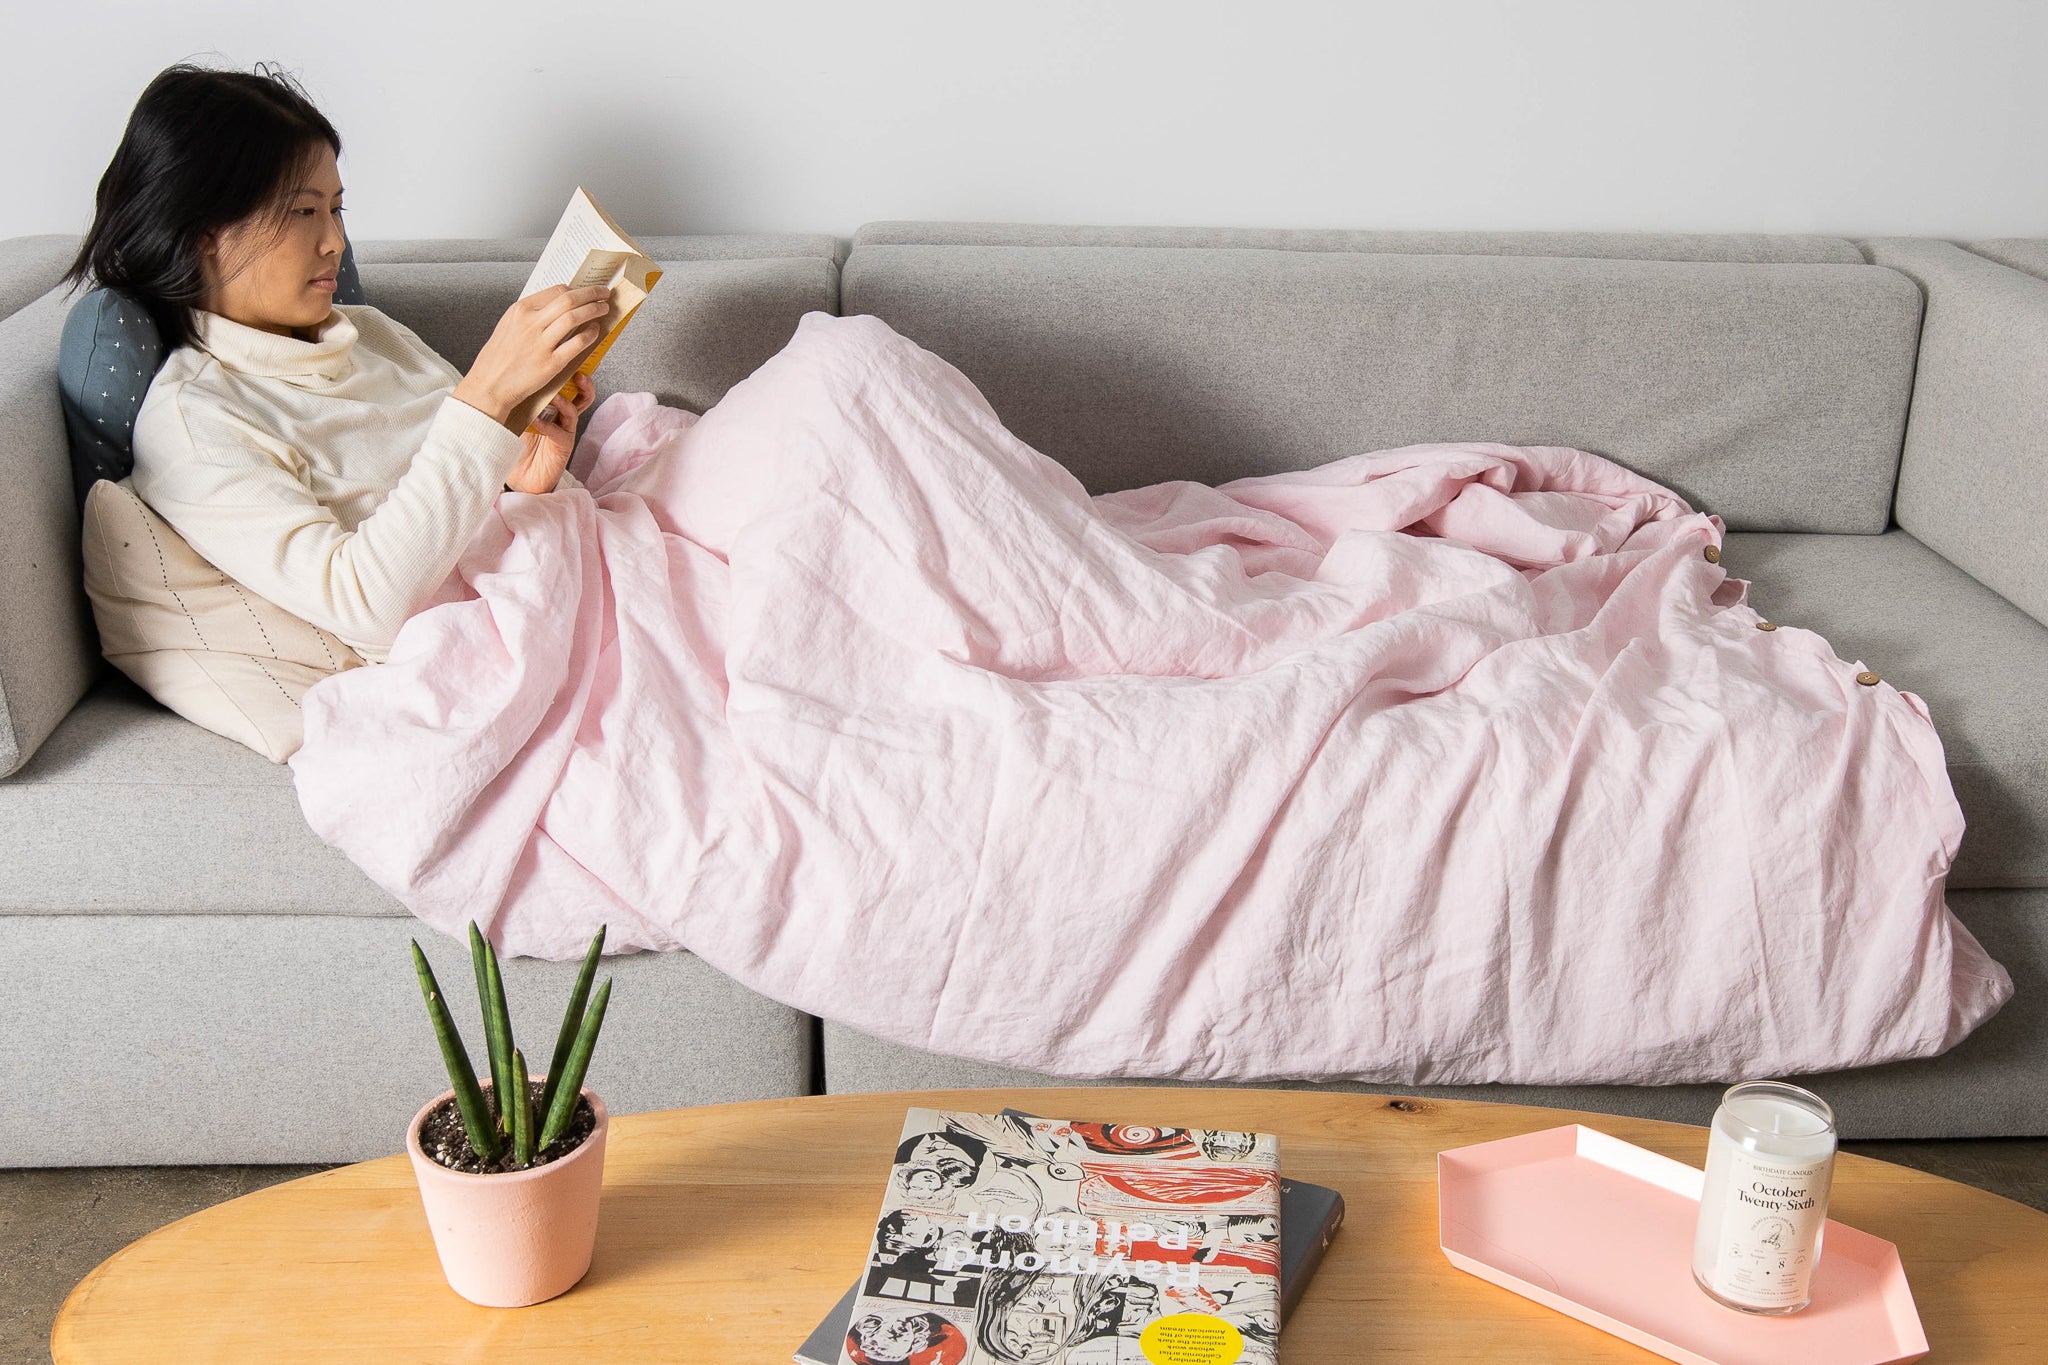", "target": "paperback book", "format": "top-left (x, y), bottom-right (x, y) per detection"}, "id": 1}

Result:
top-left (505, 186), bottom-right (663, 433)
top-left (819, 1108), bottom-right (1288, 1365)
